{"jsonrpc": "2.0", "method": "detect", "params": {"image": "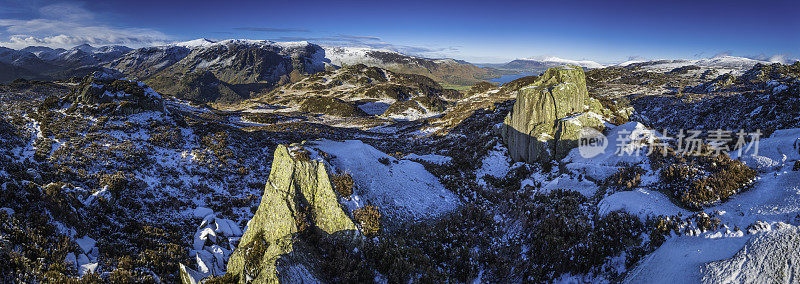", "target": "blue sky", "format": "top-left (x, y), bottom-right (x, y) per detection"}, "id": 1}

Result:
top-left (0, 0), bottom-right (797, 63)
